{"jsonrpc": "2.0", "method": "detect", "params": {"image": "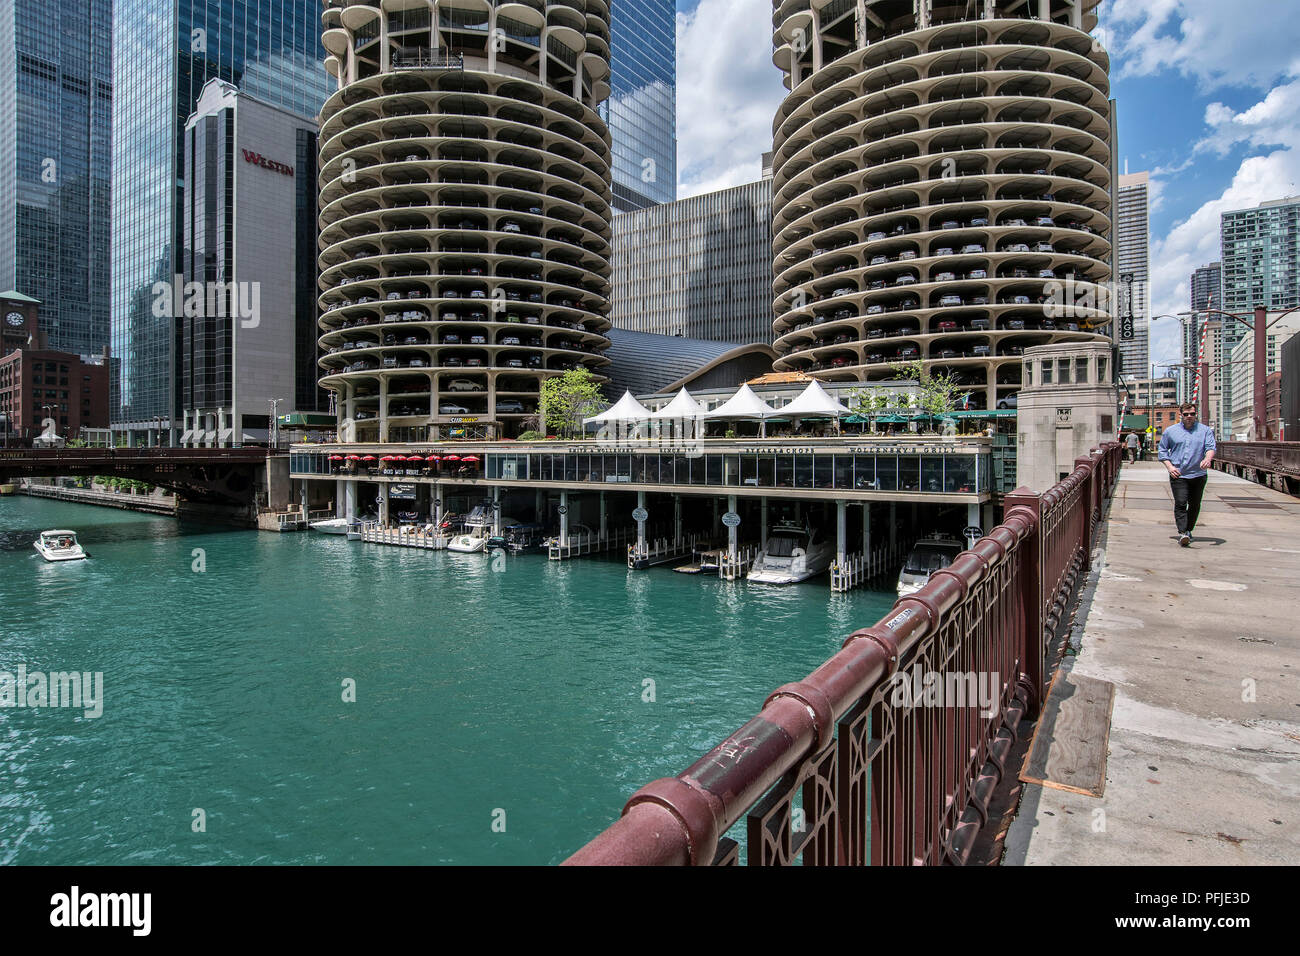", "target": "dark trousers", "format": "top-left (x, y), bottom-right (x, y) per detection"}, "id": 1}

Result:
top-left (1170, 475), bottom-right (1208, 534)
